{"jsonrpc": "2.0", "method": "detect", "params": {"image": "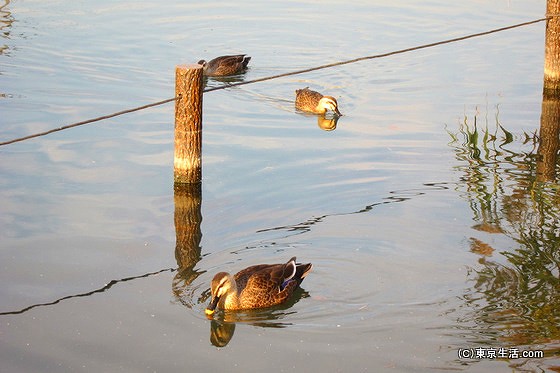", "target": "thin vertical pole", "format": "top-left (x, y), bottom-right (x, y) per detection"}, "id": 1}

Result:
top-left (544, 0), bottom-right (560, 96)
top-left (174, 64), bottom-right (203, 184)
